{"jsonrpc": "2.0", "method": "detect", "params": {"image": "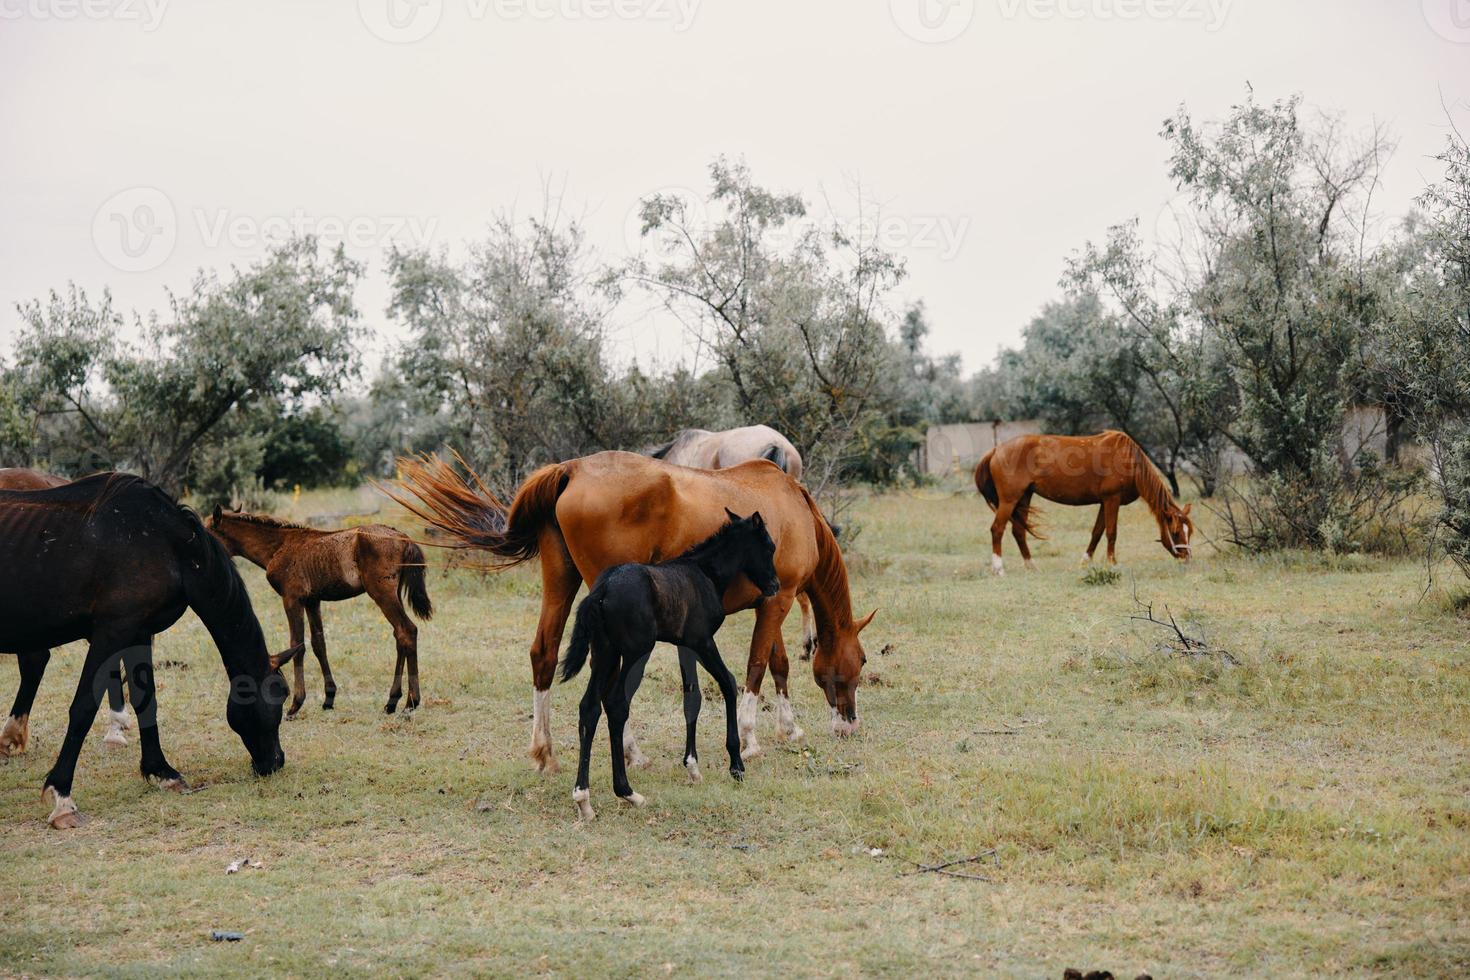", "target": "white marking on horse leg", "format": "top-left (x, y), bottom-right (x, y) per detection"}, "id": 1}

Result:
top-left (572, 787), bottom-right (595, 821)
top-left (737, 690), bottom-right (762, 760)
top-left (684, 754), bottom-right (703, 783)
top-left (529, 688), bottom-right (559, 774)
top-left (43, 786), bottom-right (83, 830)
top-left (618, 791), bottom-right (646, 808)
top-left (1081, 552), bottom-right (1093, 565)
top-left (103, 709), bottom-right (130, 747)
top-left (0, 714), bottom-right (29, 756)
top-left (830, 707), bottom-right (860, 738)
top-left (622, 728), bottom-right (652, 770)
top-left (773, 693), bottom-right (805, 744)
top-left (991, 554), bottom-right (1005, 577)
